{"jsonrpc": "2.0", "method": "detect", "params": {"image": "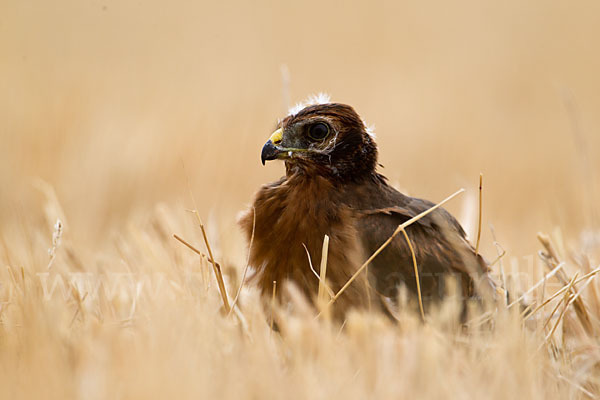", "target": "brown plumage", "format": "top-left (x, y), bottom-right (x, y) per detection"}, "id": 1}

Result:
top-left (239, 99), bottom-right (495, 318)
